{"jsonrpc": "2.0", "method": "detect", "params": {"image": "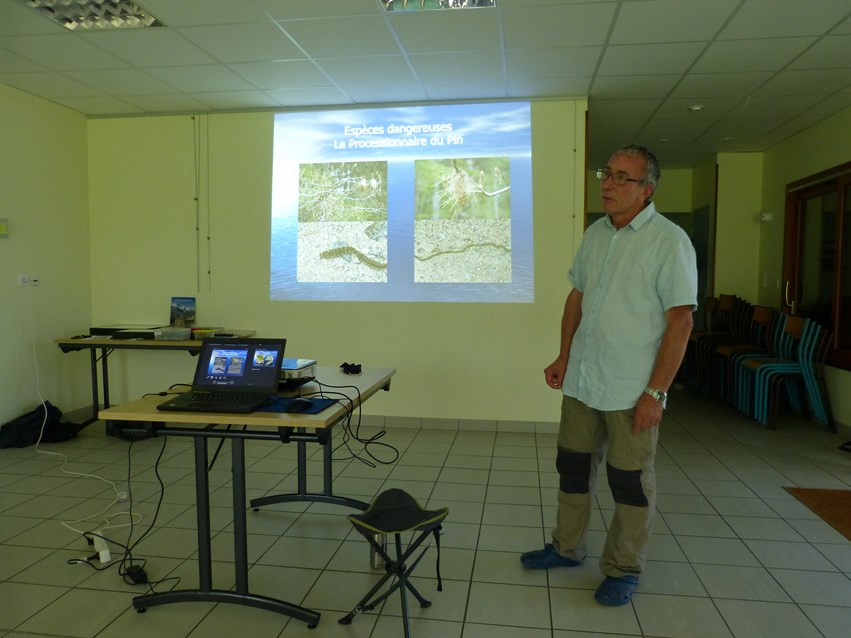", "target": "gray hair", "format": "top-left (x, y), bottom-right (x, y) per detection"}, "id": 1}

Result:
top-left (613, 144), bottom-right (660, 188)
